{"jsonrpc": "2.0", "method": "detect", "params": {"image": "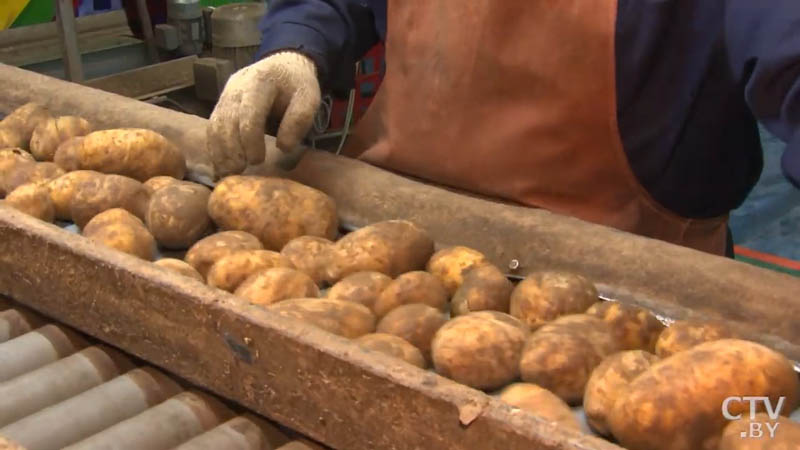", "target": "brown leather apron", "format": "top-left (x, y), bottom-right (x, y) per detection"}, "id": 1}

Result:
top-left (343, 0), bottom-right (728, 255)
